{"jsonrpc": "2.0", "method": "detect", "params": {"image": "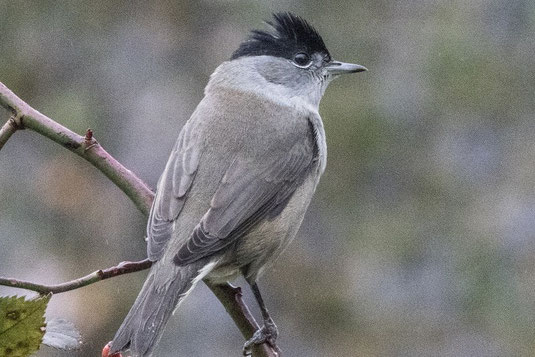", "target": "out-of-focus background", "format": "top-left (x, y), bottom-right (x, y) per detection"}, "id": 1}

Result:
top-left (1, 1), bottom-right (535, 356)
